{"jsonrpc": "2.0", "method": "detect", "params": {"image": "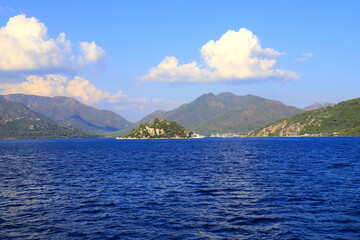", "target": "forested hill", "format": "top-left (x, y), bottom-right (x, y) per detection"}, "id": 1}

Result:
top-left (0, 96), bottom-right (97, 139)
top-left (0, 118), bottom-right (97, 139)
top-left (248, 97), bottom-right (360, 137)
